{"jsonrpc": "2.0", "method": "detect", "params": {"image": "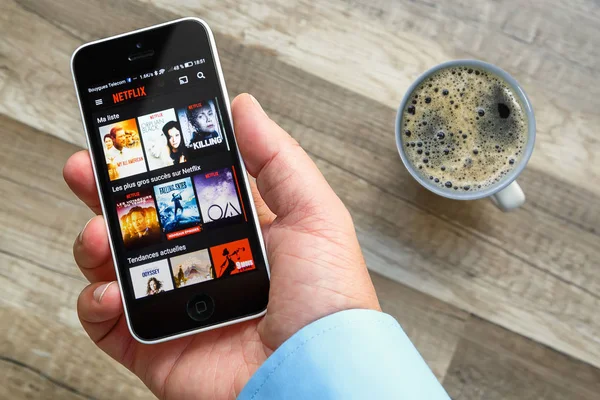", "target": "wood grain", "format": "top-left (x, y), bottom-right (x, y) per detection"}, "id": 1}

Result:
top-left (2, 0), bottom-right (599, 370)
top-left (0, 358), bottom-right (88, 400)
top-left (0, 117), bottom-right (153, 399)
top-left (443, 317), bottom-right (600, 399)
top-left (0, 115), bottom-right (92, 280)
top-left (148, 0), bottom-right (600, 191)
top-left (0, 251), bottom-right (154, 400)
top-left (2, 0), bottom-right (600, 397)
top-left (312, 154), bottom-right (600, 370)
top-left (3, 0), bottom-right (599, 193)
top-left (214, 32), bottom-right (600, 369)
